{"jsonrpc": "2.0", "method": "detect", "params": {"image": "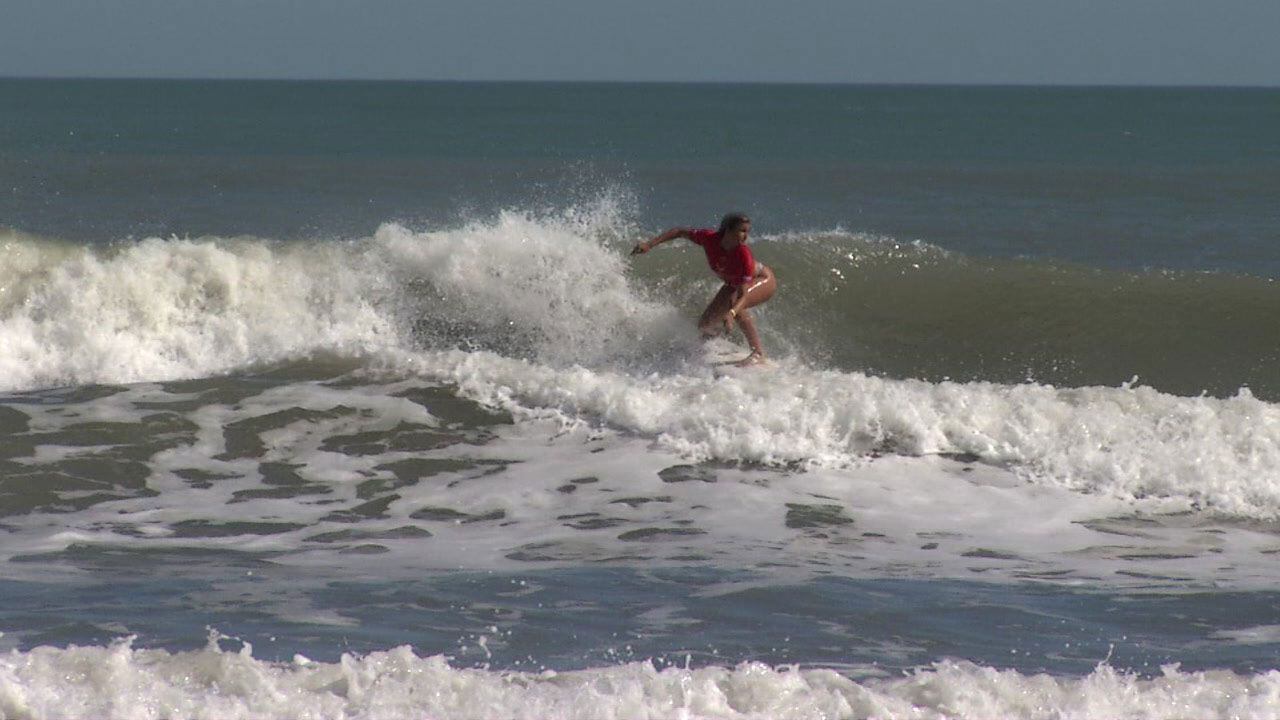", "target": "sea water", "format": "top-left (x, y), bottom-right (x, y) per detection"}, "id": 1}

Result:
top-left (1, 79), bottom-right (1280, 718)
